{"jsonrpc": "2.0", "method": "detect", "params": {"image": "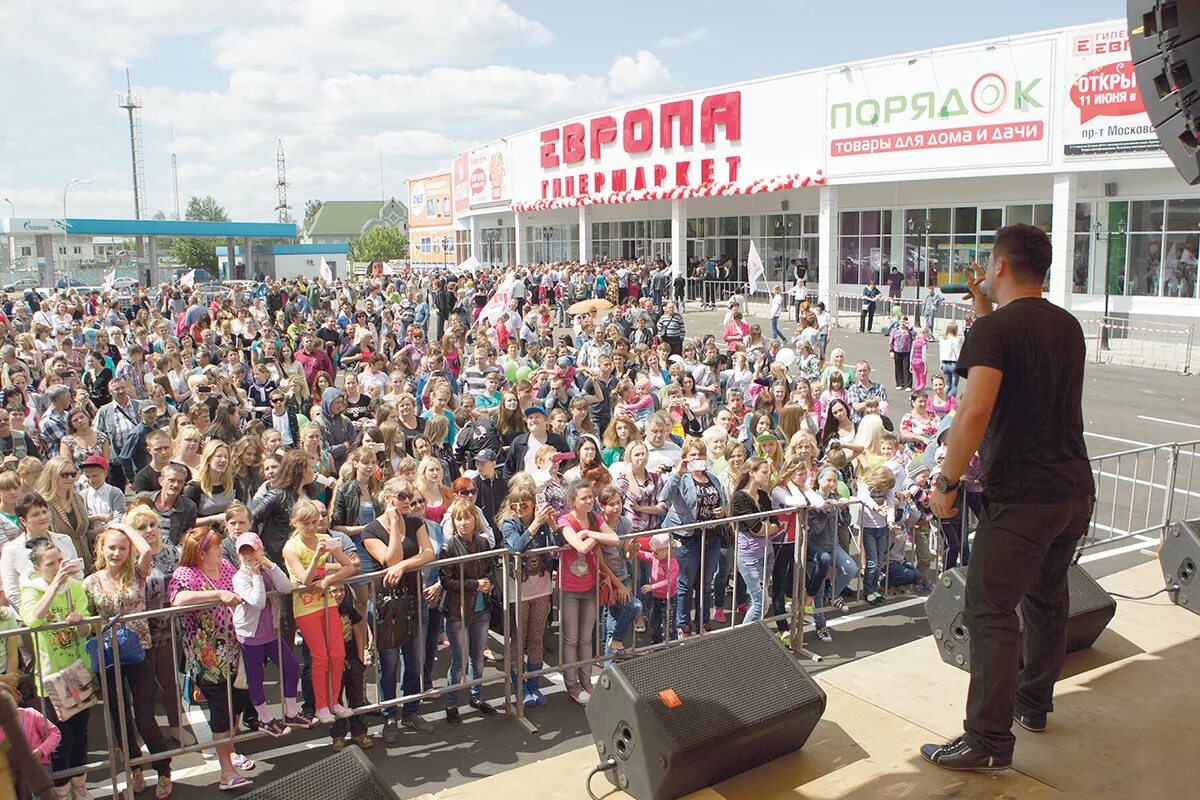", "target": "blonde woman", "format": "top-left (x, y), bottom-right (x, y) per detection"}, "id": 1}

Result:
top-left (414, 456), bottom-right (453, 525)
top-left (282, 498), bottom-right (358, 724)
top-left (36, 457), bottom-right (90, 569)
top-left (183, 440), bottom-right (237, 526)
top-left (299, 423), bottom-right (336, 503)
top-left (171, 424), bottom-right (204, 478)
top-left (83, 523), bottom-right (174, 797)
